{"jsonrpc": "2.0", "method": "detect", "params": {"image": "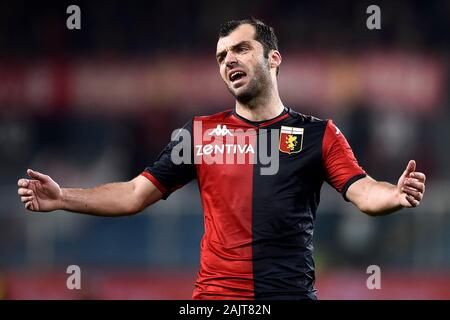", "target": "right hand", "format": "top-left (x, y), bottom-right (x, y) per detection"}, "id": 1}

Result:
top-left (17, 169), bottom-right (63, 212)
